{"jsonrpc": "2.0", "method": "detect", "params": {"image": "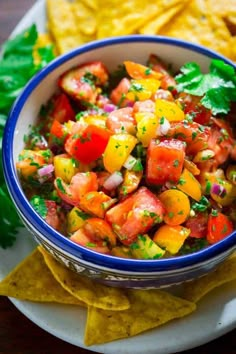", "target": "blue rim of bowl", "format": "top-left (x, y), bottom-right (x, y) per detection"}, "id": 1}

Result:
top-left (3, 35), bottom-right (236, 272)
